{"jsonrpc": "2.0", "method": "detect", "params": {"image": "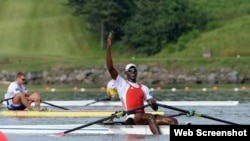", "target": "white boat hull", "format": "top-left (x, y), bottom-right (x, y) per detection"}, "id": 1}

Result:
top-left (0, 124), bottom-right (170, 135)
top-left (2, 100), bottom-right (239, 107)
